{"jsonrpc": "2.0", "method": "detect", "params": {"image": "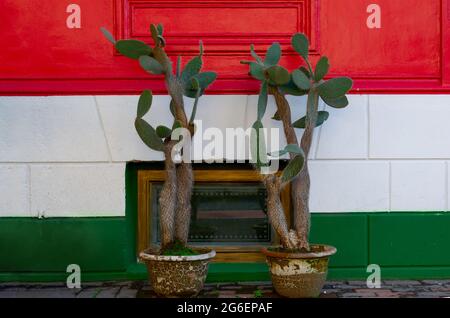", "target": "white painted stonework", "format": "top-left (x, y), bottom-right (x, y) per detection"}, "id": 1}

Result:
top-left (30, 164), bottom-right (125, 217)
top-left (316, 95), bottom-right (368, 159)
top-left (309, 161), bottom-right (390, 213)
top-left (390, 161), bottom-right (447, 212)
top-left (370, 95), bottom-right (450, 159)
top-left (0, 165), bottom-right (30, 217)
top-left (1, 94), bottom-right (450, 217)
top-left (0, 96), bottom-right (110, 162)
